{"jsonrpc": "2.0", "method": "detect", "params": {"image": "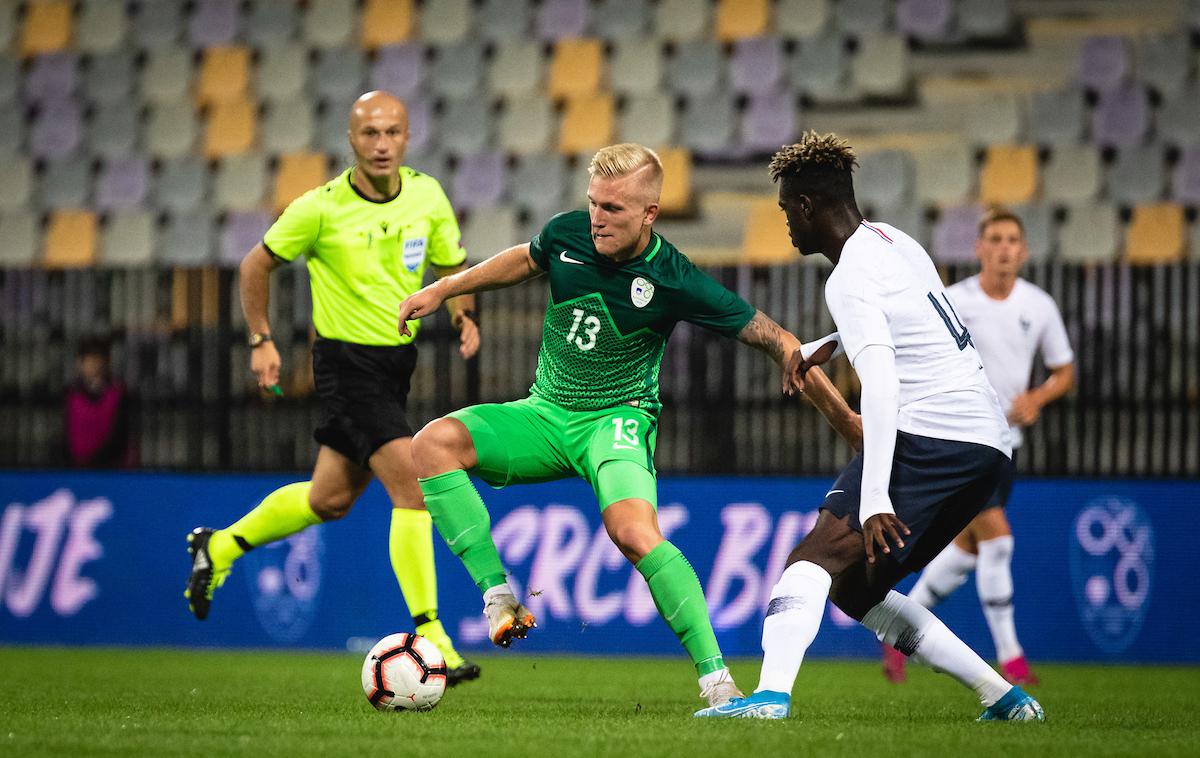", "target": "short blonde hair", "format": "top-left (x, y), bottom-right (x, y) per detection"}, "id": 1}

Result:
top-left (588, 143), bottom-right (664, 201)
